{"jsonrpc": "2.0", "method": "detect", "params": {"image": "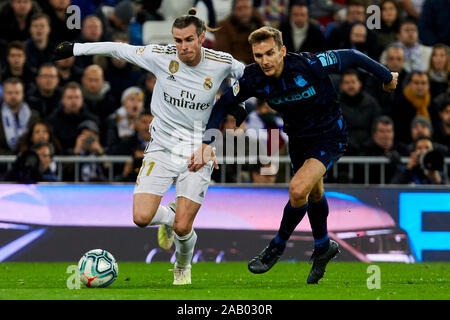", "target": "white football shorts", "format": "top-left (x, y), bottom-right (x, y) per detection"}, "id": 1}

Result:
top-left (133, 143), bottom-right (214, 204)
